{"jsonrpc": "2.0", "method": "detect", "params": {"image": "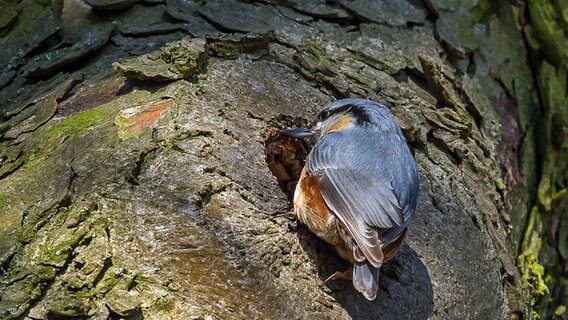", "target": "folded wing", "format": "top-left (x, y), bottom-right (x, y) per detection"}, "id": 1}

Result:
top-left (307, 138), bottom-right (407, 268)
